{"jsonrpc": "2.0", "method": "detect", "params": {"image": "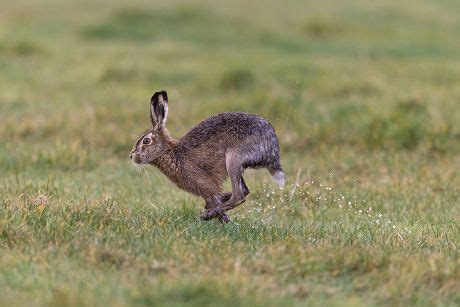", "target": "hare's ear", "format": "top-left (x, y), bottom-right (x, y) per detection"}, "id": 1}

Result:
top-left (150, 90), bottom-right (169, 129)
